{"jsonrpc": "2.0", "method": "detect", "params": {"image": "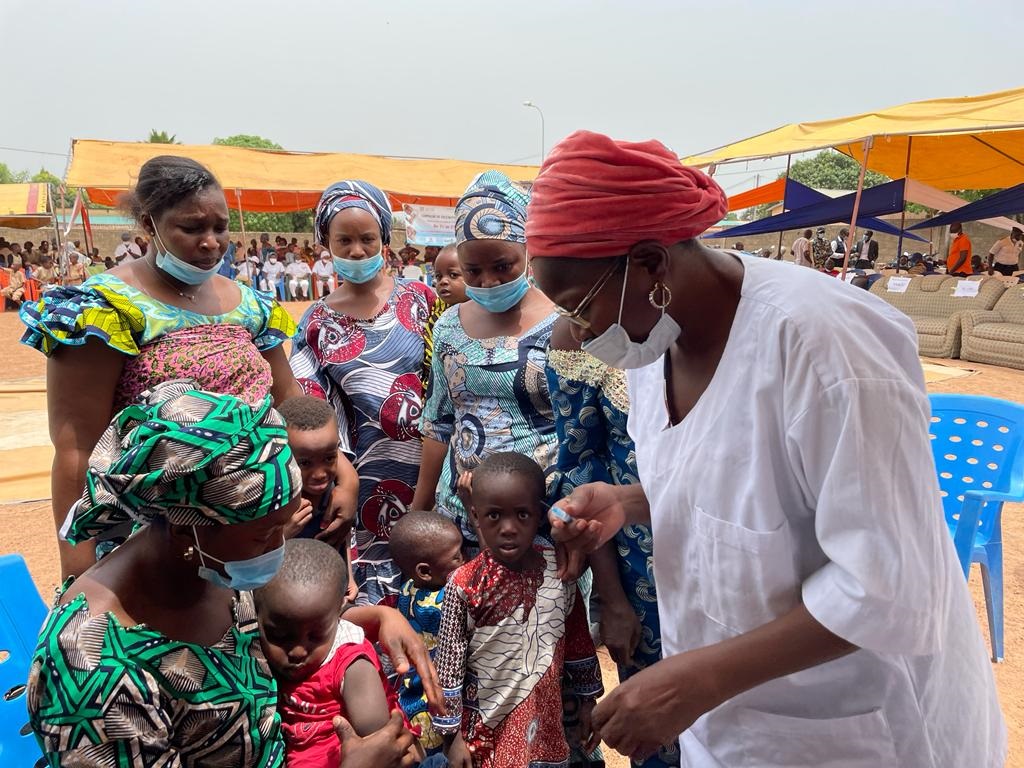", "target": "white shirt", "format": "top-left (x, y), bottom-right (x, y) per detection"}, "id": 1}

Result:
top-left (114, 242), bottom-right (141, 262)
top-left (402, 264), bottom-right (424, 281)
top-left (235, 262), bottom-right (254, 282)
top-left (627, 256), bottom-right (1004, 767)
top-left (790, 236), bottom-right (811, 267)
top-left (313, 259), bottom-right (335, 280)
top-left (988, 236), bottom-right (1019, 266)
top-left (262, 260), bottom-right (285, 284)
top-left (285, 261), bottom-right (311, 280)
